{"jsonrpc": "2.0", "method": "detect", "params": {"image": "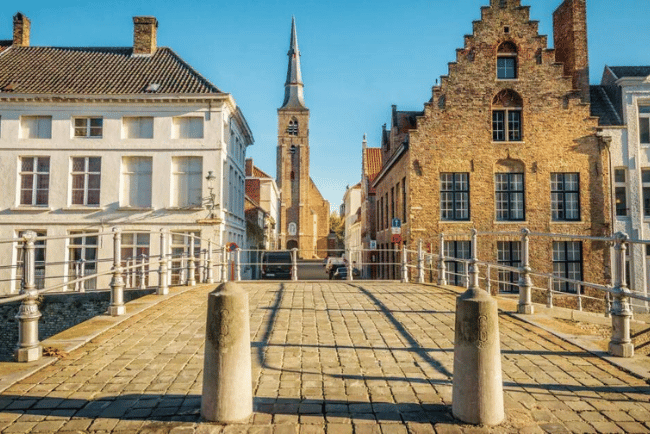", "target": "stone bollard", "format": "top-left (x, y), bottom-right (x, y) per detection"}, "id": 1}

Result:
top-left (201, 282), bottom-right (252, 422)
top-left (452, 229), bottom-right (504, 426)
